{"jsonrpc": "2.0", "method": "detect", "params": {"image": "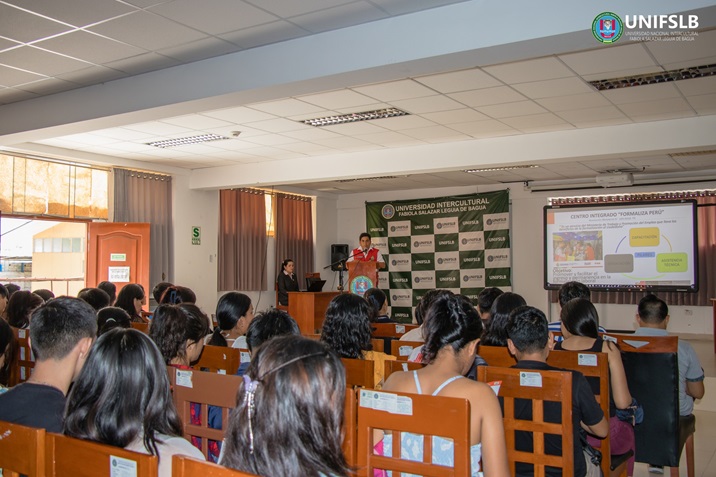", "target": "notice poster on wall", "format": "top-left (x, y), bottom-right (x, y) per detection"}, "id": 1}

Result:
top-left (366, 190), bottom-right (511, 323)
top-left (544, 200), bottom-right (698, 292)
